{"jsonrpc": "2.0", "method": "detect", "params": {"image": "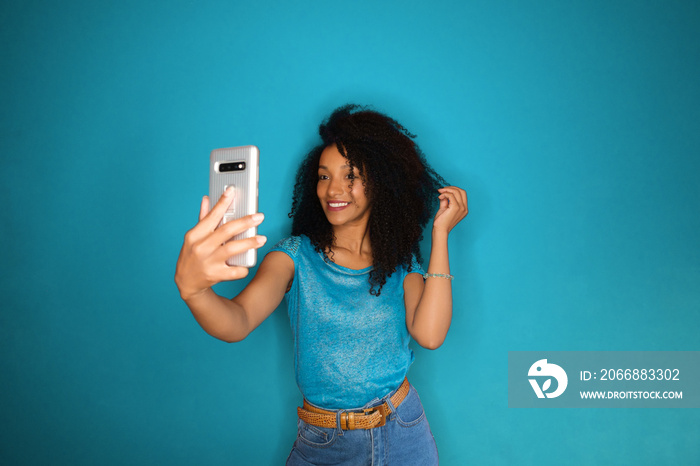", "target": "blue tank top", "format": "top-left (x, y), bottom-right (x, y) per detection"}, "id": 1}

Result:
top-left (270, 235), bottom-right (423, 409)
